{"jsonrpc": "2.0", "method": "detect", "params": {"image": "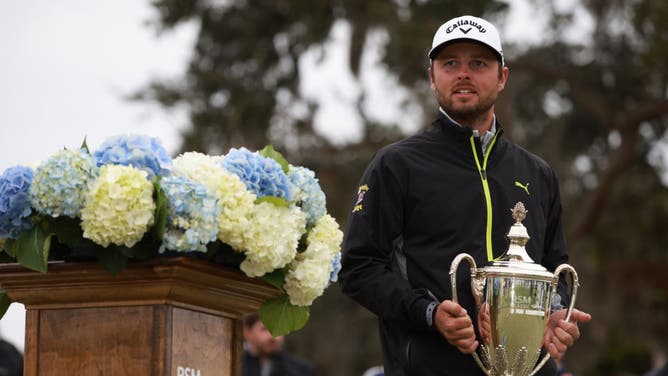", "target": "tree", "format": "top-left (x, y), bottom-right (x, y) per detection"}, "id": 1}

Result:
top-left (136, 0), bottom-right (668, 374)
